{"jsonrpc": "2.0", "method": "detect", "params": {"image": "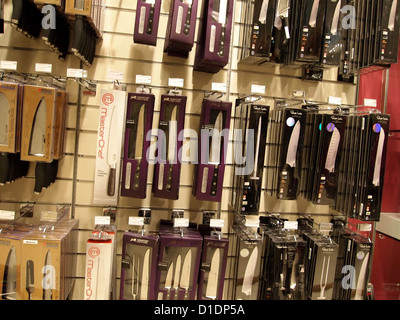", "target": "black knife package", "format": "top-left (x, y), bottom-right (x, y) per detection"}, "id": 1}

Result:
top-left (164, 0), bottom-right (199, 58)
top-left (156, 226), bottom-right (203, 300)
top-left (121, 92), bottom-right (154, 199)
top-left (134, 0), bottom-right (161, 46)
top-left (230, 102), bottom-right (270, 215)
top-left (194, 0), bottom-right (234, 73)
top-left (311, 114), bottom-right (347, 206)
top-left (20, 85), bottom-right (57, 163)
top-left (276, 108), bottom-right (307, 200)
top-left (120, 231), bottom-right (160, 300)
top-left (231, 224), bottom-right (262, 300)
top-left (11, 0), bottom-right (42, 39)
top-left (193, 99), bottom-right (232, 202)
top-left (238, 0), bottom-right (277, 65)
top-left (197, 232), bottom-right (229, 300)
top-left (153, 94), bottom-right (187, 200)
